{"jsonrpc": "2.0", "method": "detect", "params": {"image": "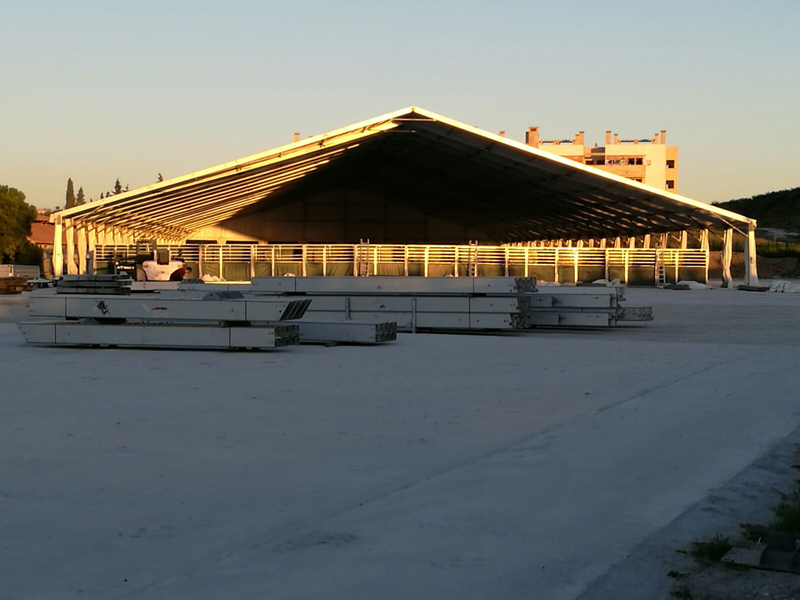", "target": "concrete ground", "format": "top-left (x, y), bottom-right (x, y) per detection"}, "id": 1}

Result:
top-left (1, 286), bottom-right (799, 599)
